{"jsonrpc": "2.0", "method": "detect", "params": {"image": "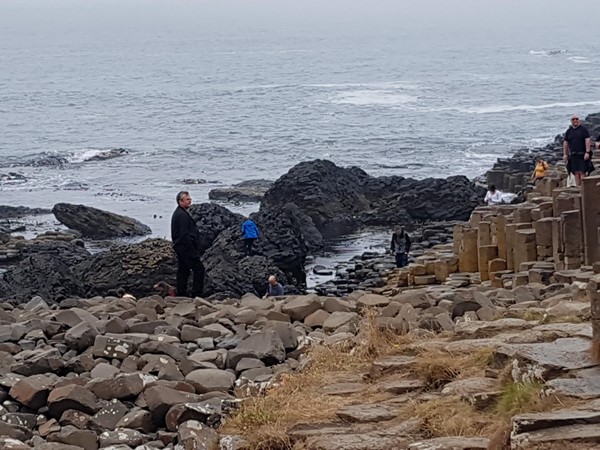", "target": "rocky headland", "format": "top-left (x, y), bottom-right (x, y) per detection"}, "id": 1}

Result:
top-left (0, 114), bottom-right (600, 449)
